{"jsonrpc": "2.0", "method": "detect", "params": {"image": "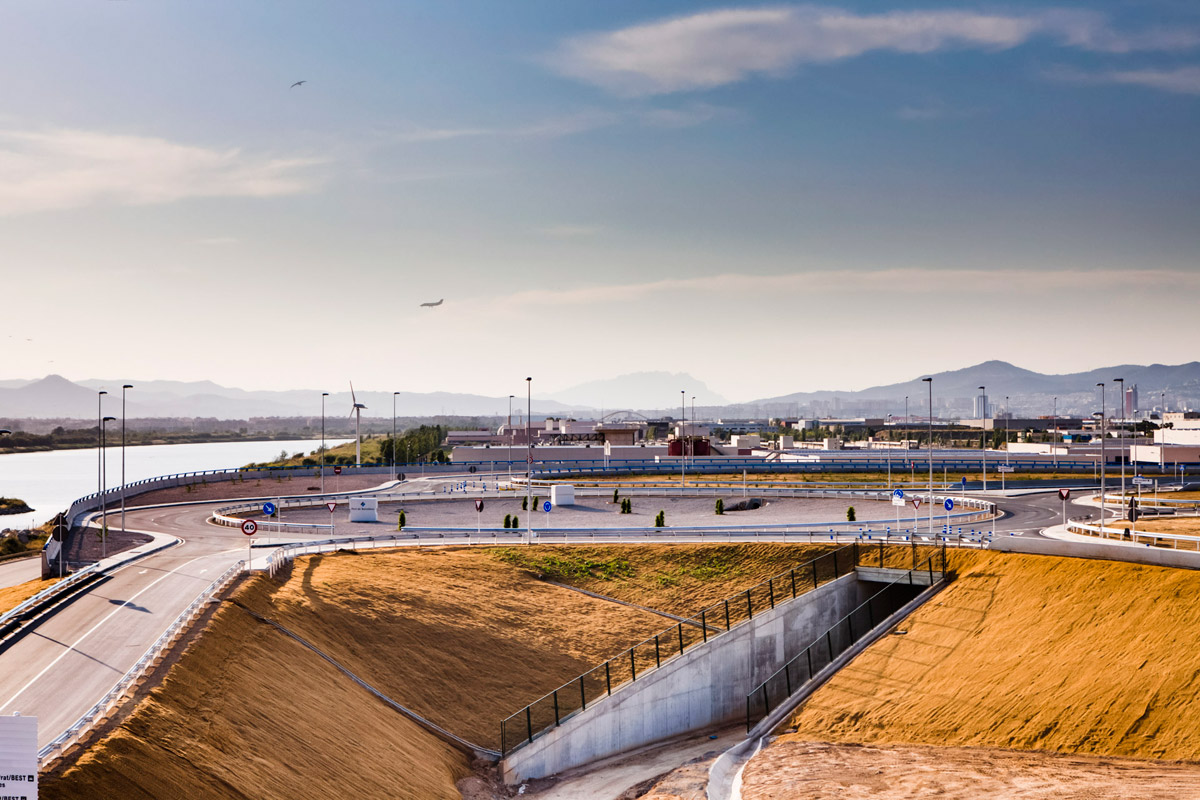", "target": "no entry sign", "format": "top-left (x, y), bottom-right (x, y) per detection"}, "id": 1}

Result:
top-left (241, 519), bottom-right (257, 536)
top-left (333, 466), bottom-right (342, 475)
